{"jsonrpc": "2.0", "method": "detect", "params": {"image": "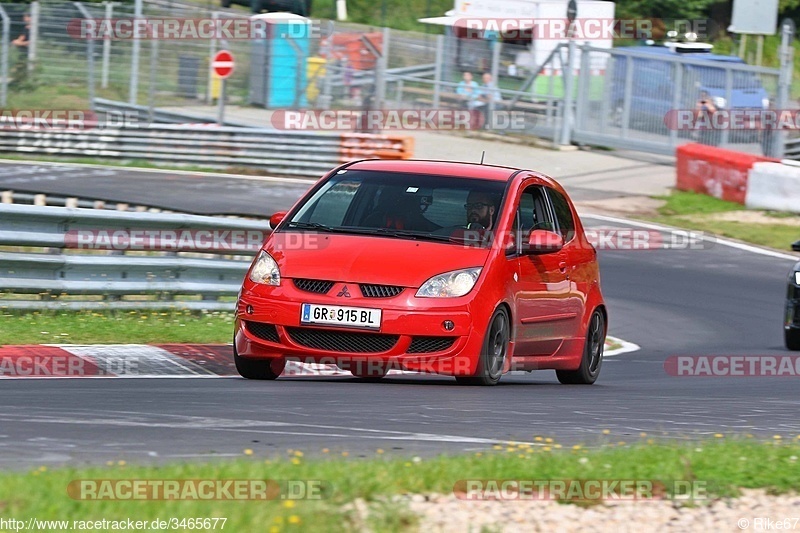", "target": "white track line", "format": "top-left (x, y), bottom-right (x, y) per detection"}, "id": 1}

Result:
top-left (582, 212), bottom-right (799, 261)
top-left (605, 336), bottom-right (641, 357)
